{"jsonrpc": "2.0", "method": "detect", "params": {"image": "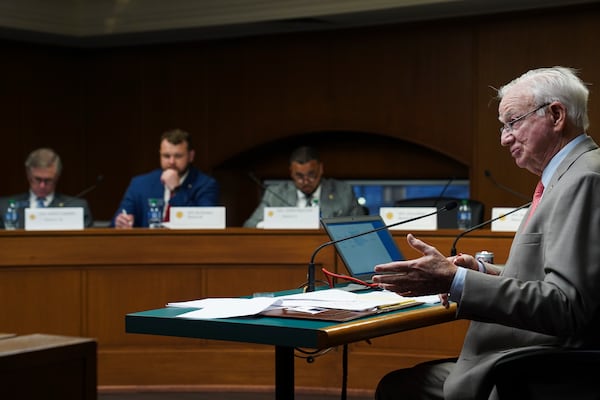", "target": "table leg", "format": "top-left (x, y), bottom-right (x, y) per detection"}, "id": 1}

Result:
top-left (275, 346), bottom-right (294, 400)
